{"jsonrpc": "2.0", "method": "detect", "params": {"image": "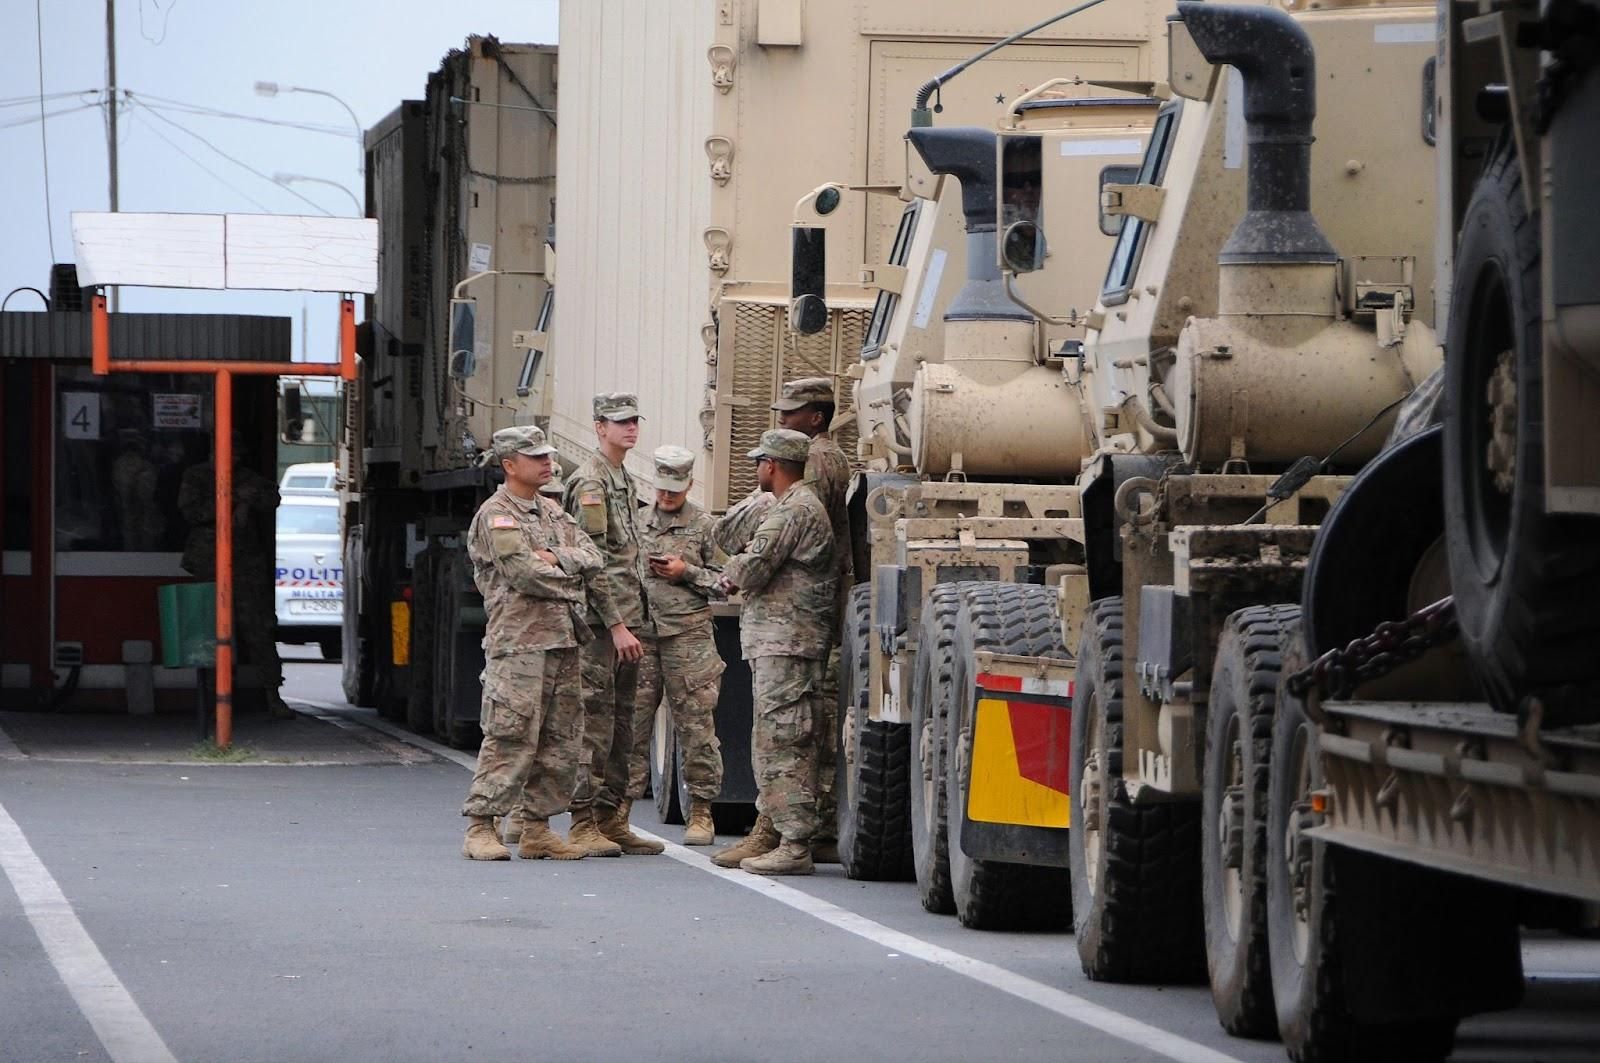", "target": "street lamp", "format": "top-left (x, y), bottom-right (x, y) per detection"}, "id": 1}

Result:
top-left (255, 81), bottom-right (363, 178)
top-left (273, 172), bottom-right (362, 216)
